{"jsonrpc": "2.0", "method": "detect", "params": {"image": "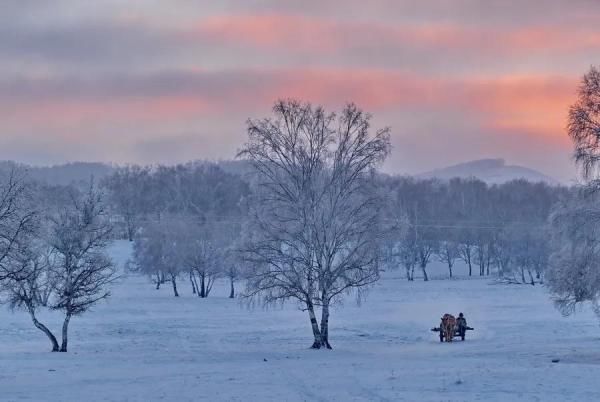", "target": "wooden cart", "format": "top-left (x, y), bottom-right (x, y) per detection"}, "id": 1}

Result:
top-left (431, 325), bottom-right (474, 342)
